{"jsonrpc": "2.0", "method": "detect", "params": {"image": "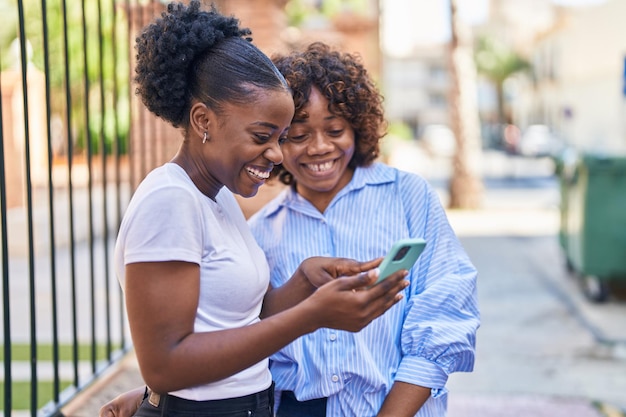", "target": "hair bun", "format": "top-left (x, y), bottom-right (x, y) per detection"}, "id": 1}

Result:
top-left (134, 1), bottom-right (251, 126)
